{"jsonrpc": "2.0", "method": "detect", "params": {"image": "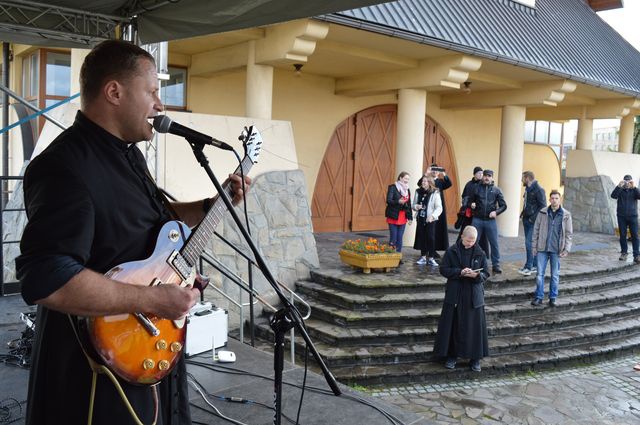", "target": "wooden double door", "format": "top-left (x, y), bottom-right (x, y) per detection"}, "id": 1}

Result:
top-left (312, 104), bottom-right (459, 232)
